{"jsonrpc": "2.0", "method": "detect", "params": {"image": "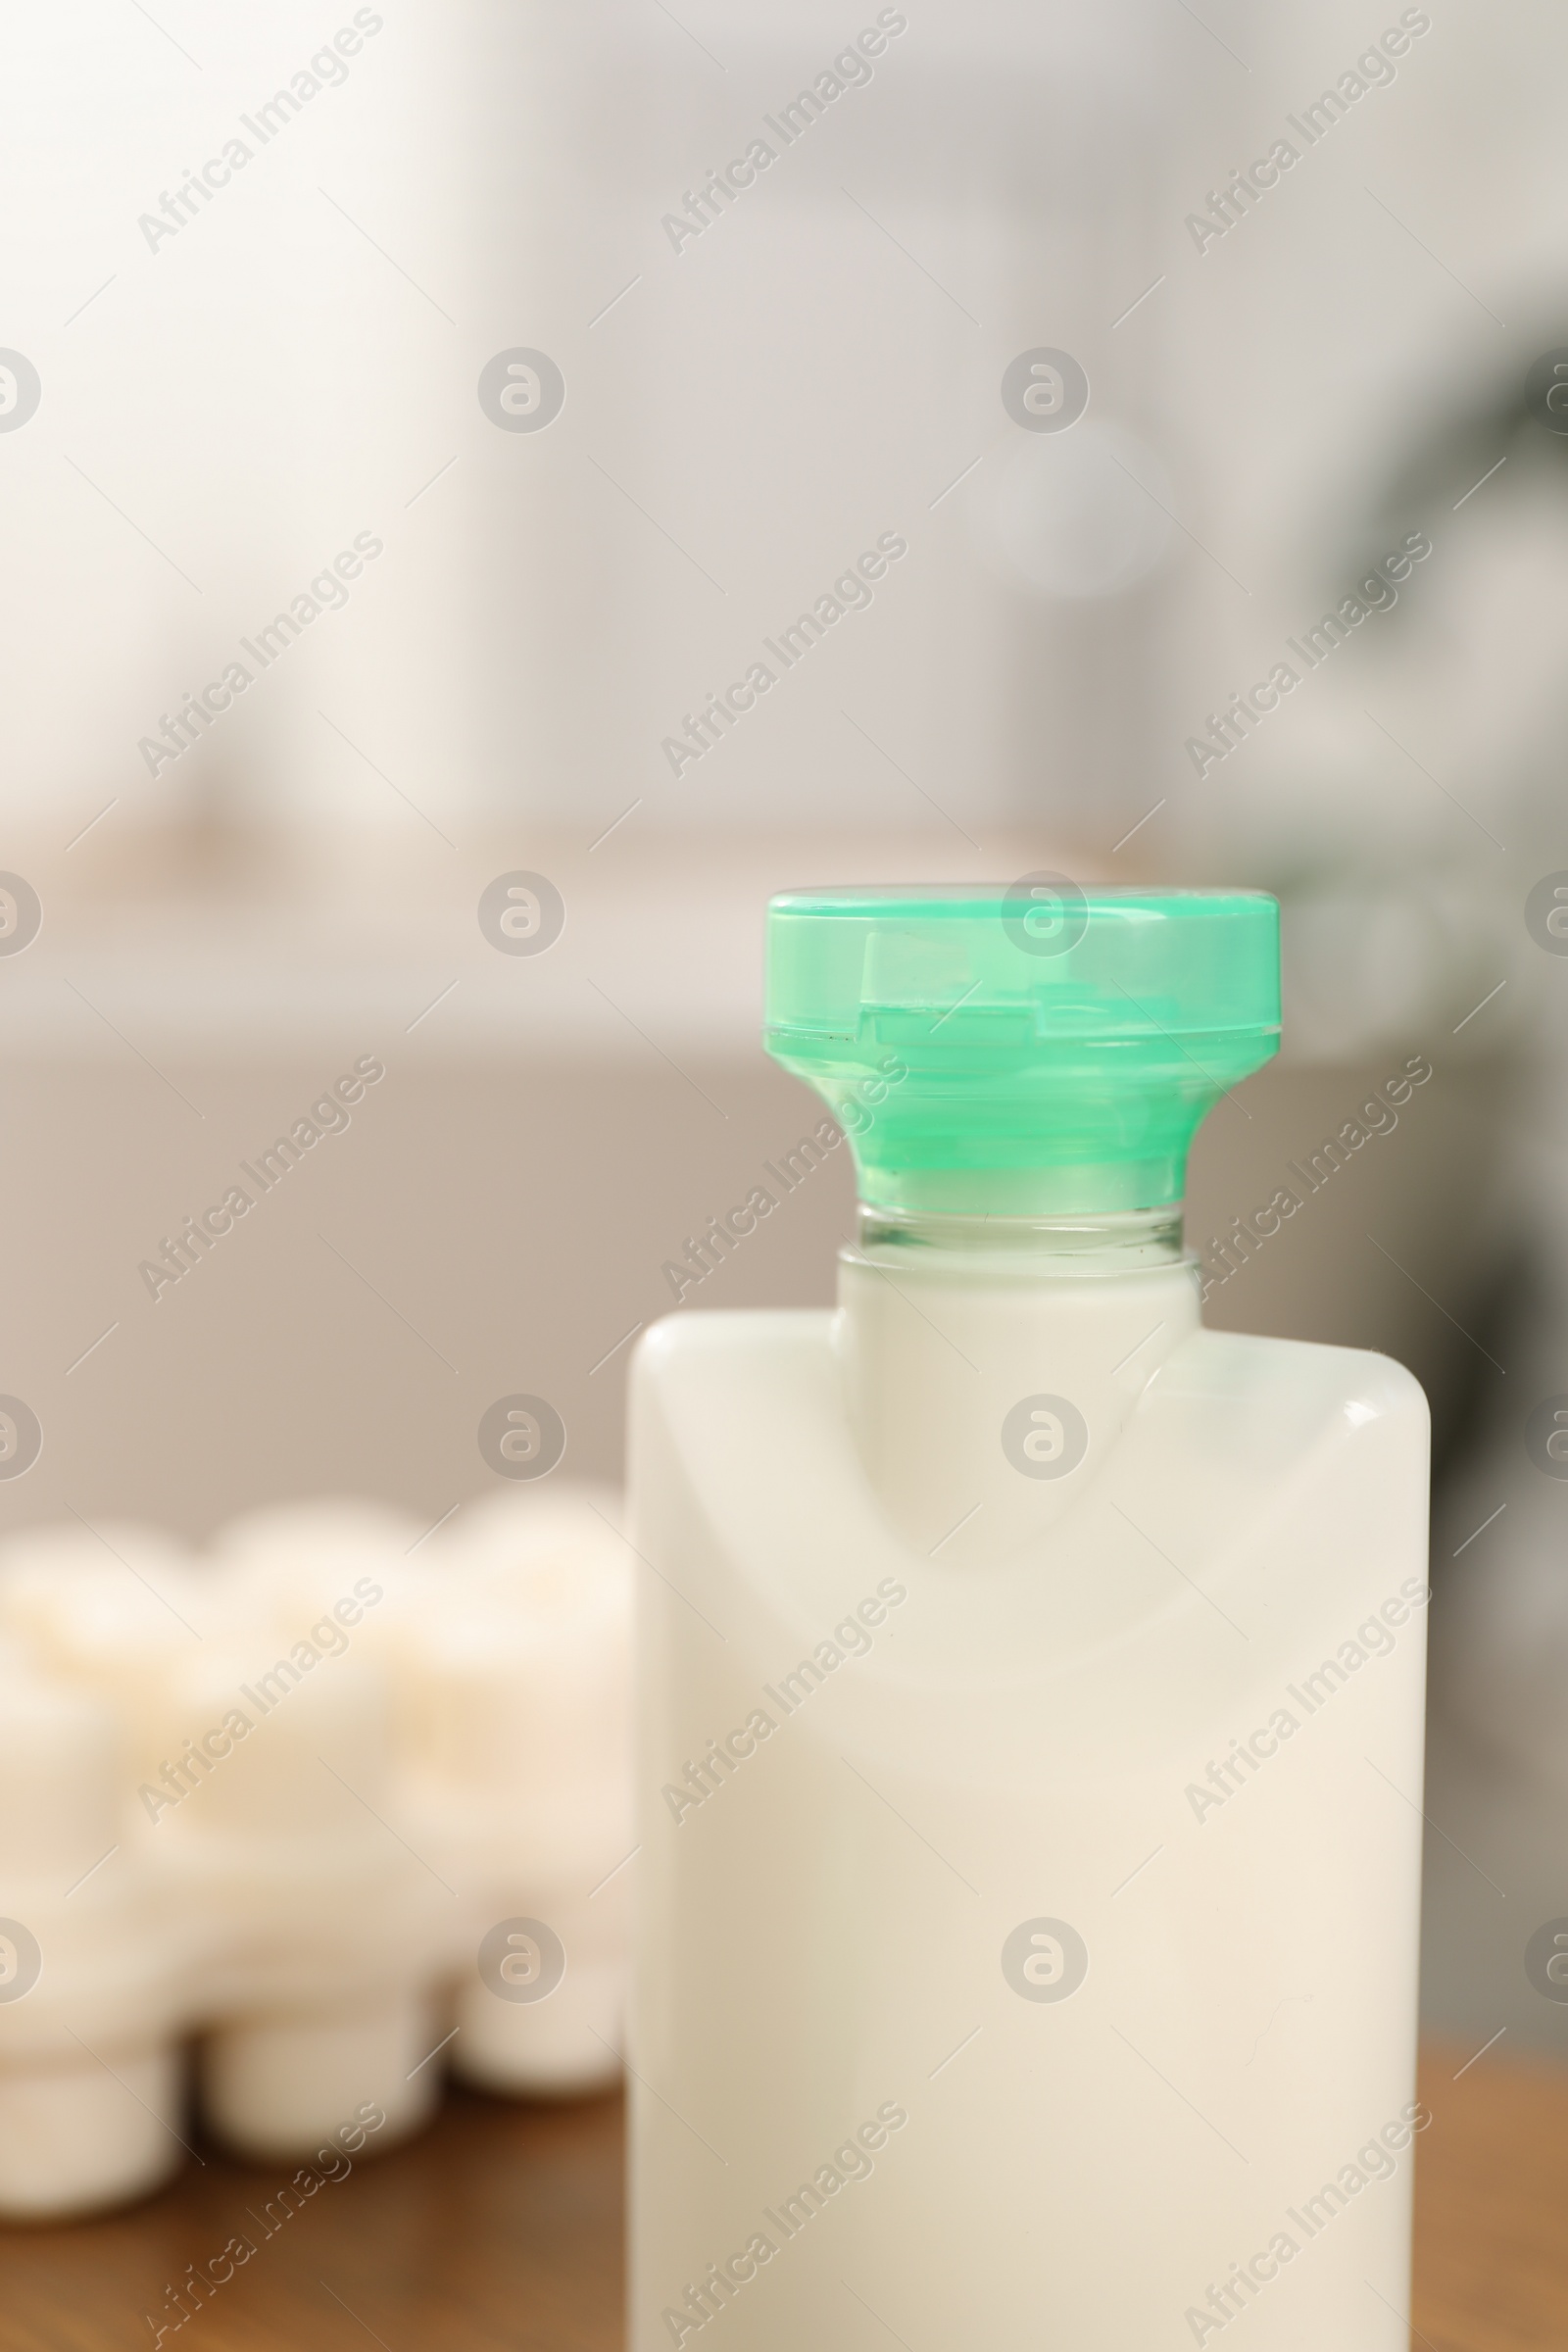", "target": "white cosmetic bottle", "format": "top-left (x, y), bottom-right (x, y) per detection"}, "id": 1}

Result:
top-left (630, 885), bottom-right (1430, 2351)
